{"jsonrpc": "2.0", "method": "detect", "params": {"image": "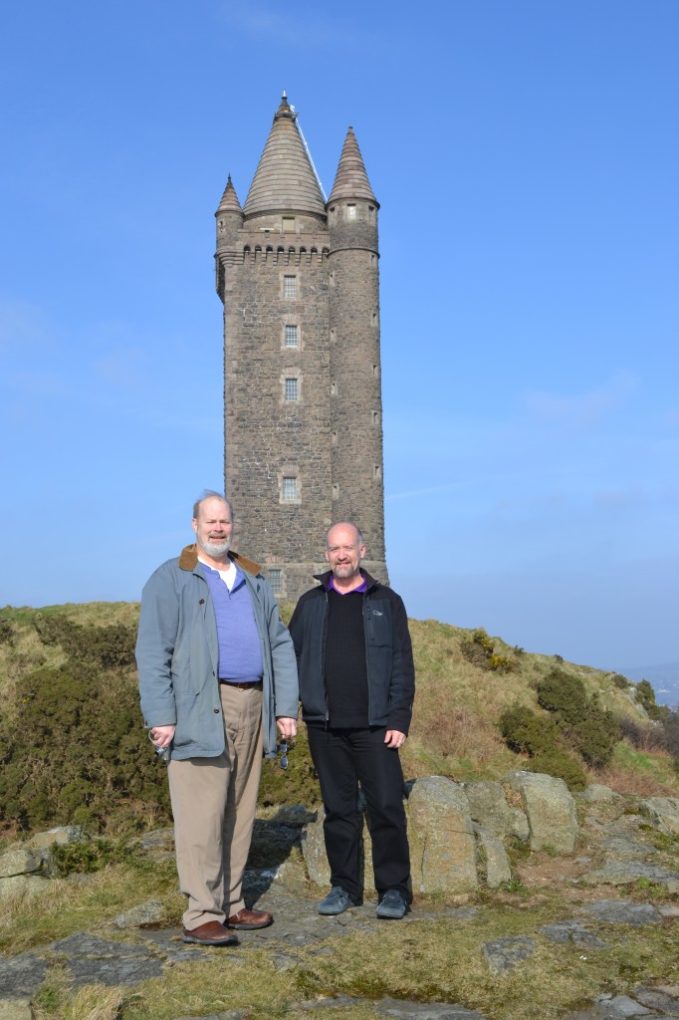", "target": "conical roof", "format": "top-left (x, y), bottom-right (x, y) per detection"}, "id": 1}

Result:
top-left (216, 174), bottom-right (243, 214)
top-left (243, 96), bottom-right (326, 217)
top-left (328, 127), bottom-right (378, 205)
